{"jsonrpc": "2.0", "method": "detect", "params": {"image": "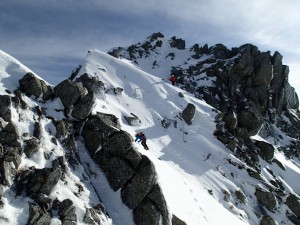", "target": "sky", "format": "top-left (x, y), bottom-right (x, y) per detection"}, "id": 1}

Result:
top-left (1, 0), bottom-right (300, 95)
top-left (2, 47), bottom-right (299, 224)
